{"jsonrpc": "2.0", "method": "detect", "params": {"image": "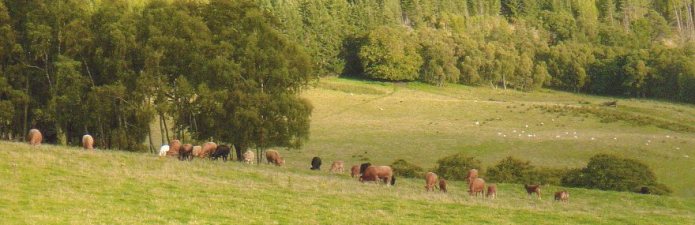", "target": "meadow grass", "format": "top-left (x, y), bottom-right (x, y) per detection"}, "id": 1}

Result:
top-left (1, 142), bottom-right (694, 224)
